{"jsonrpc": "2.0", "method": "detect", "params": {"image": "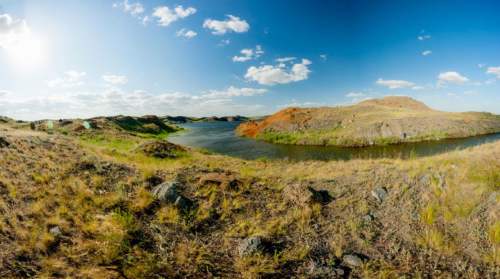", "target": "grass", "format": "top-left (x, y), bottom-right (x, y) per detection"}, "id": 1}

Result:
top-left (0, 120), bottom-right (499, 278)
